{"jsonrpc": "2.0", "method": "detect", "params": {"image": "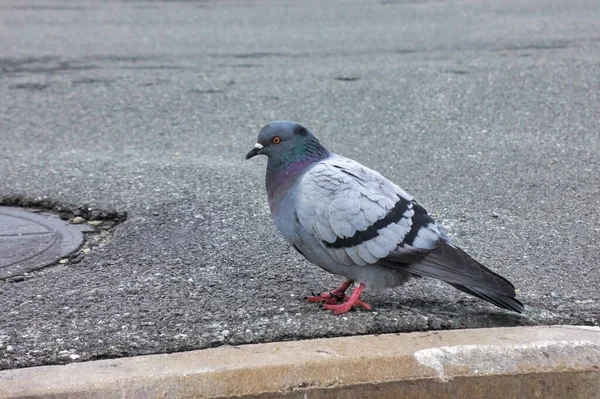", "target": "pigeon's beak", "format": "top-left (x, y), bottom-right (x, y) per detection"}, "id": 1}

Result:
top-left (245, 143), bottom-right (264, 160)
